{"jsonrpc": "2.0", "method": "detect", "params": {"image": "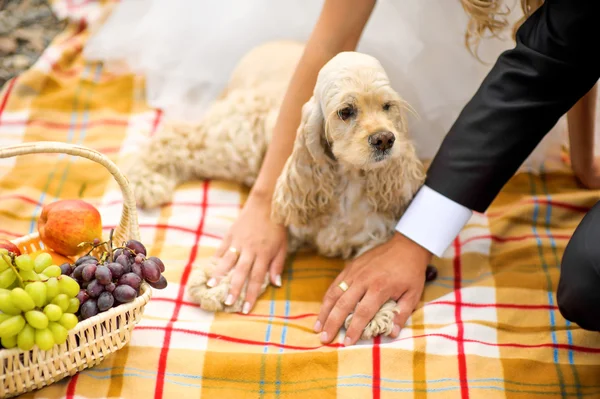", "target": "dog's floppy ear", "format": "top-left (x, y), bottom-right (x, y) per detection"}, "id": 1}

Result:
top-left (272, 96), bottom-right (336, 226)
